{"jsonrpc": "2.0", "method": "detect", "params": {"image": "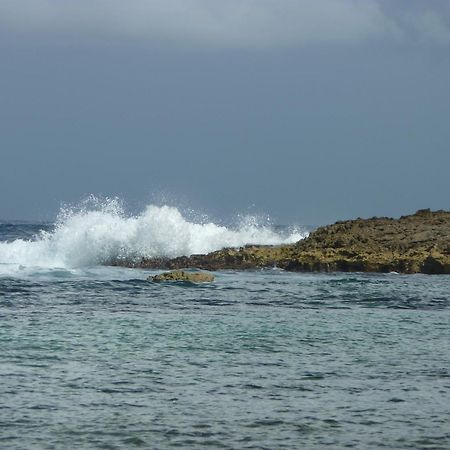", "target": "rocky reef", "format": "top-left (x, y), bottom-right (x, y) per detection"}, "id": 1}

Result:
top-left (119, 209), bottom-right (450, 274)
top-left (149, 270), bottom-right (214, 283)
